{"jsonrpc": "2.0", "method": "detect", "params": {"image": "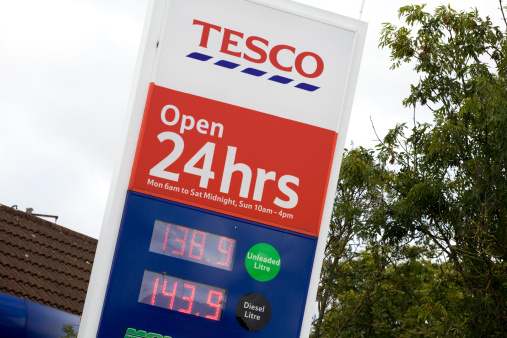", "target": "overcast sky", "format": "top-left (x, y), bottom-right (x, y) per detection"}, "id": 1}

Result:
top-left (0, 0), bottom-right (502, 238)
